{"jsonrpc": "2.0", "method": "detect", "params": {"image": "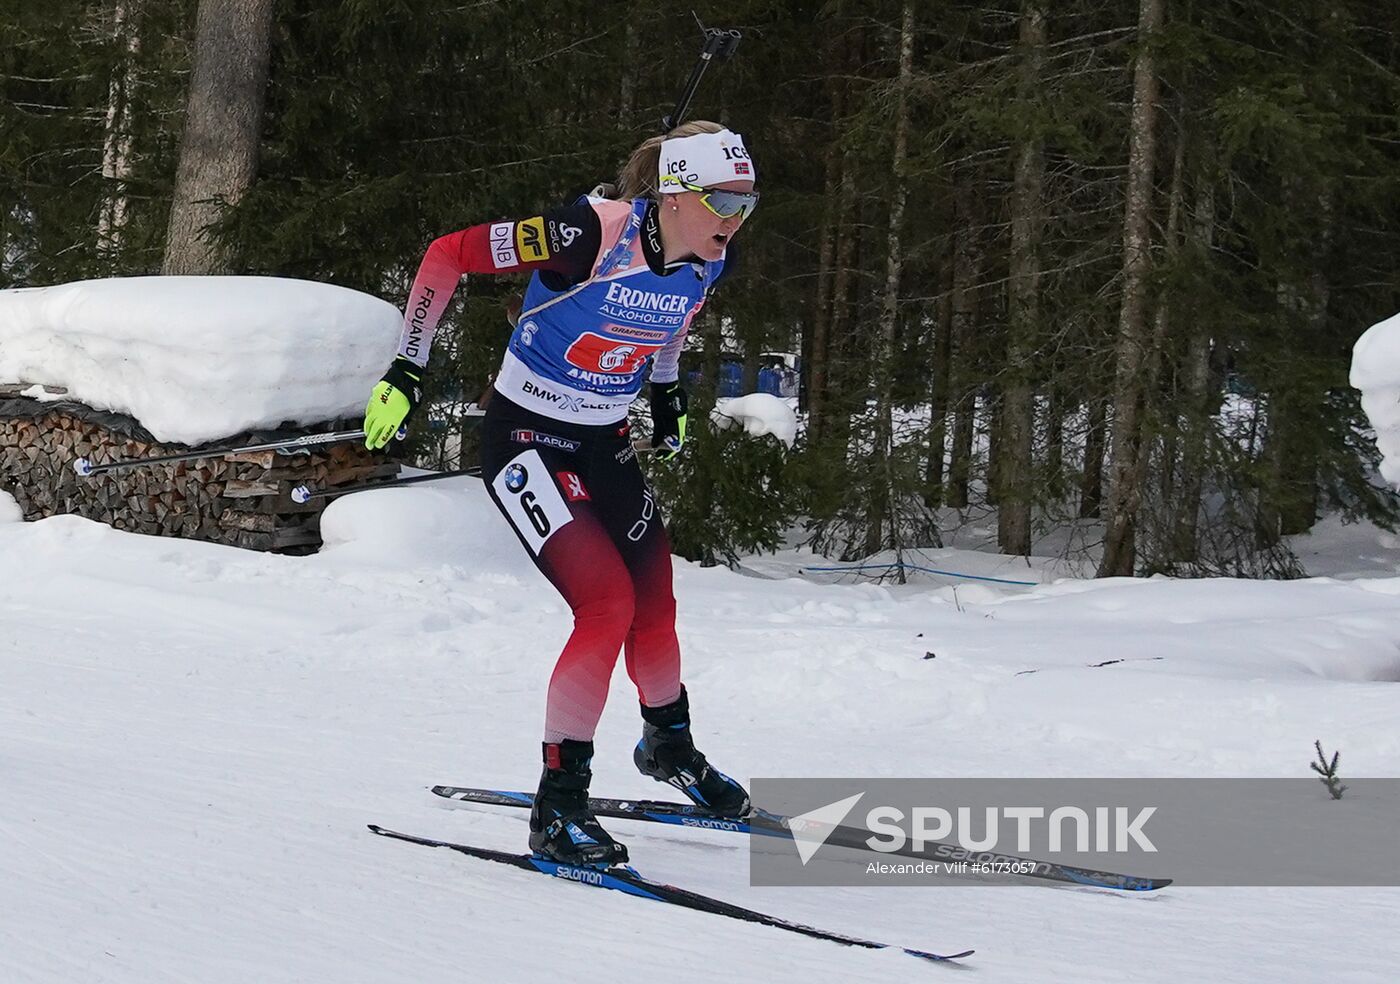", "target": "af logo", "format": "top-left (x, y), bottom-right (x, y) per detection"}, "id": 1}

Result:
top-left (504, 463), bottom-right (528, 493)
top-left (516, 217), bottom-right (550, 262)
